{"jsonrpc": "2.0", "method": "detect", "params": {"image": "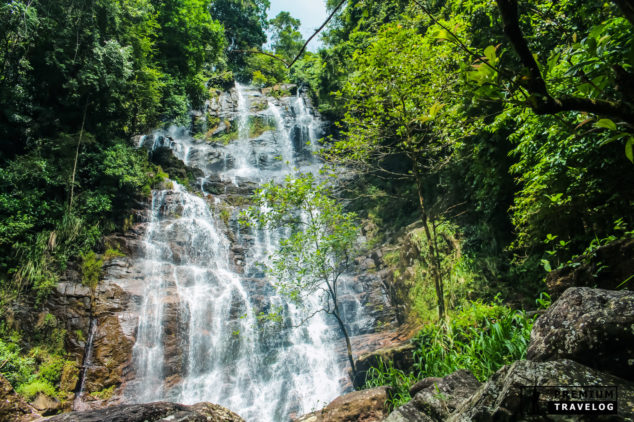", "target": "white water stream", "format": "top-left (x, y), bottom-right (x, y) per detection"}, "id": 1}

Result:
top-left (127, 84), bottom-right (365, 421)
